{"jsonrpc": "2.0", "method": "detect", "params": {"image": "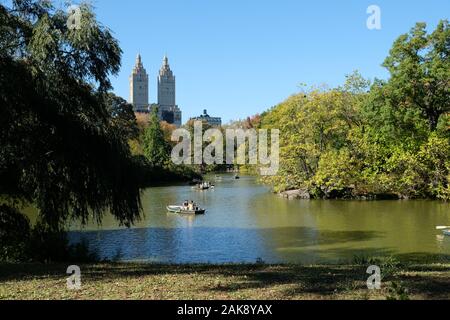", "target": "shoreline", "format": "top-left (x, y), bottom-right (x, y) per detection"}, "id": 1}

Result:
top-left (1, 262), bottom-right (448, 300)
top-left (277, 188), bottom-right (449, 201)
